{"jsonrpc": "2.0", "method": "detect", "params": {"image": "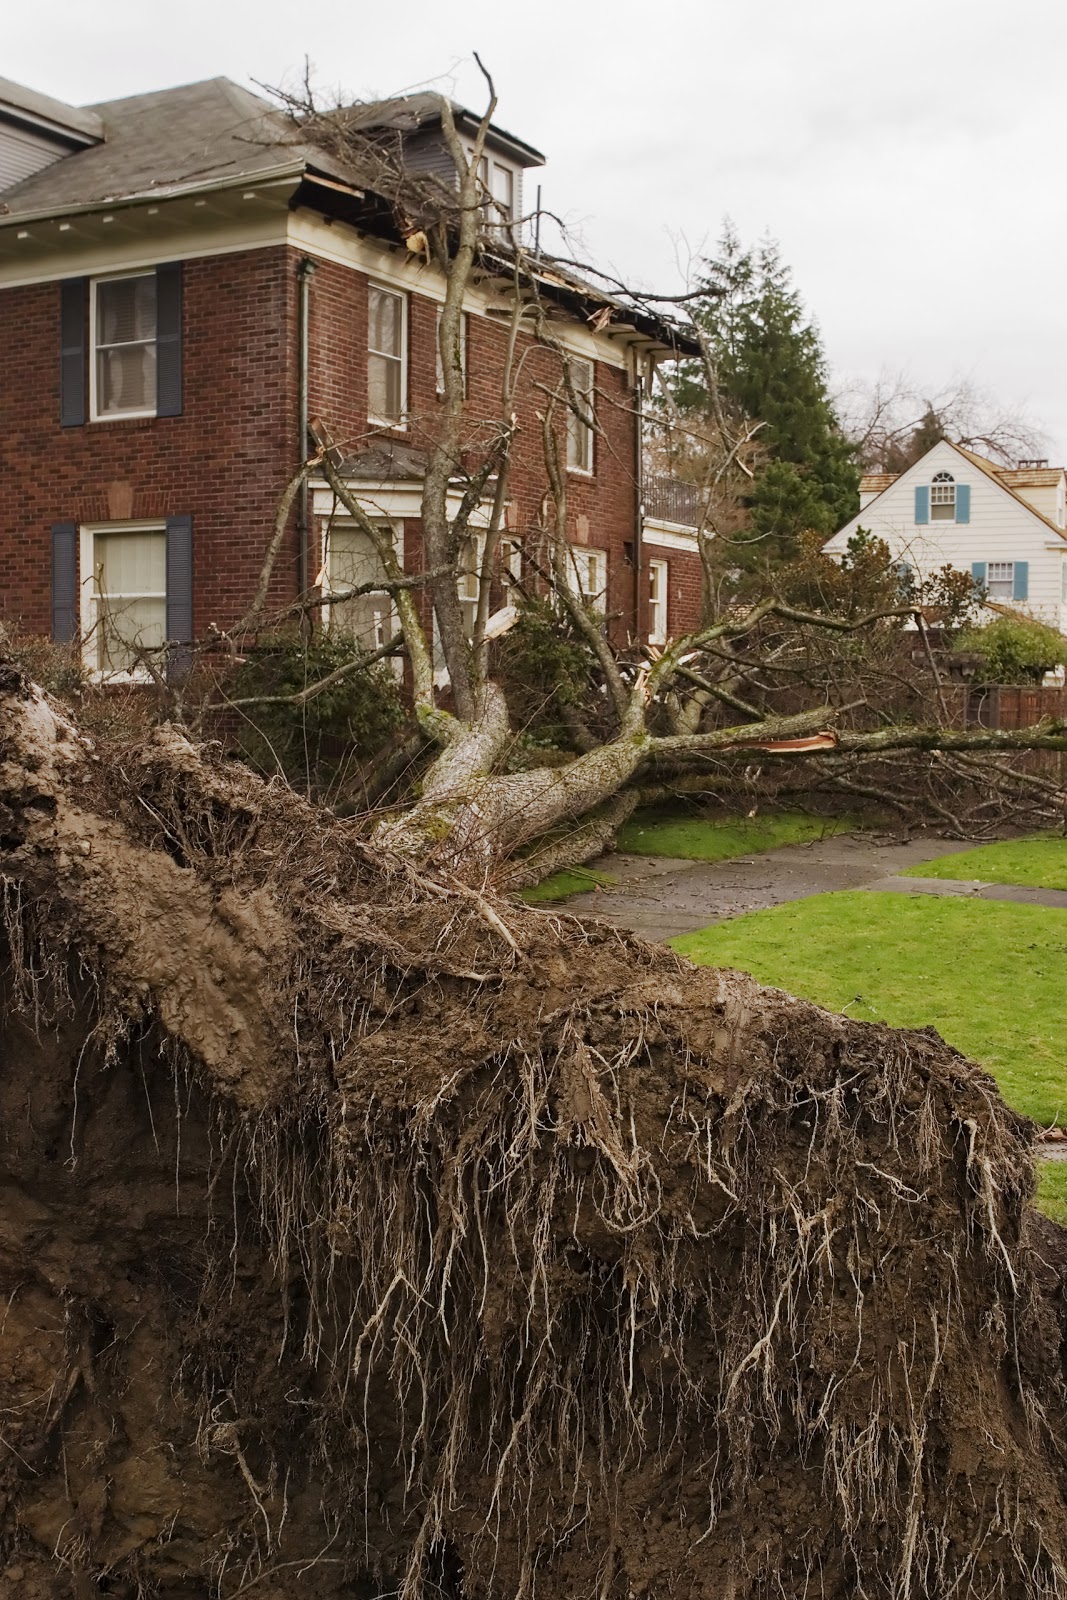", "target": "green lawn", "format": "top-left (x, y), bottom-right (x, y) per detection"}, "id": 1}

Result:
top-left (520, 865), bottom-right (616, 904)
top-left (617, 808), bottom-right (853, 863)
top-left (903, 834), bottom-right (1067, 891)
top-left (672, 891), bottom-right (1067, 1127)
top-left (1037, 1161), bottom-right (1067, 1226)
